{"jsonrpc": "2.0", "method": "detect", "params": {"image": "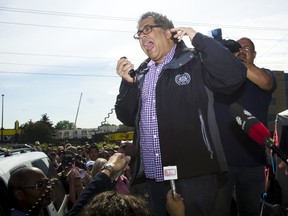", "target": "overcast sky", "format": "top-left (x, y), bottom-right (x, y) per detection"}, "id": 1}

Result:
top-left (0, 0), bottom-right (287, 129)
